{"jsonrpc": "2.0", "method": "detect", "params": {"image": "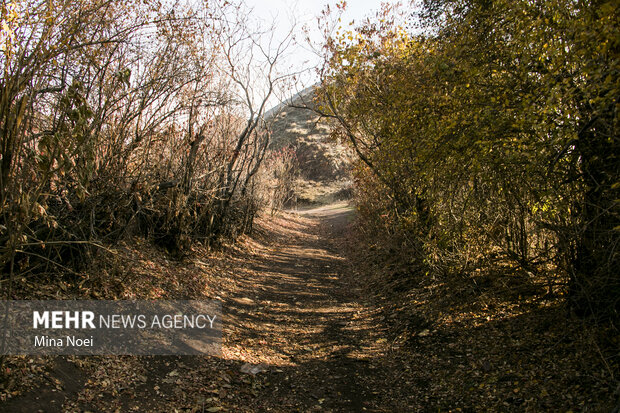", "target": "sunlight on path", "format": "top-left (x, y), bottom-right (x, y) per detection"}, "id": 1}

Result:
top-left (290, 201), bottom-right (354, 217)
top-left (219, 202), bottom-right (388, 411)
